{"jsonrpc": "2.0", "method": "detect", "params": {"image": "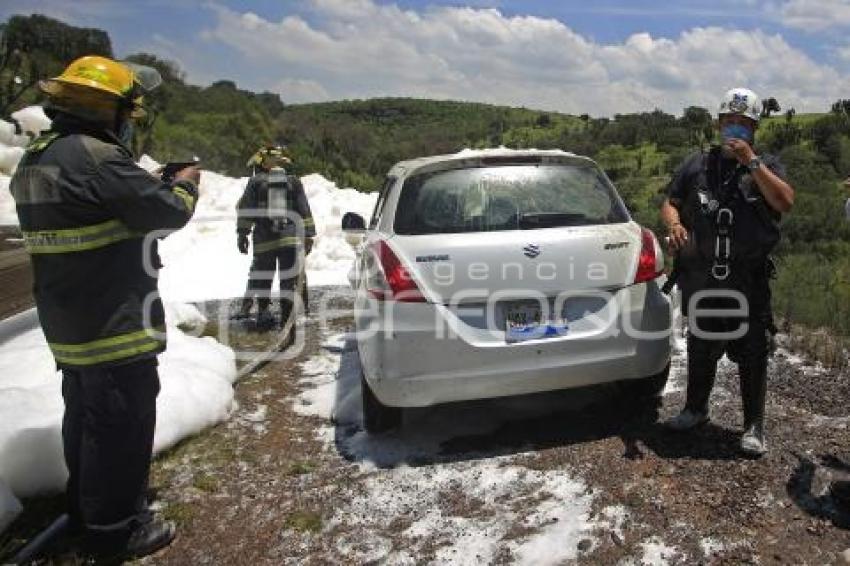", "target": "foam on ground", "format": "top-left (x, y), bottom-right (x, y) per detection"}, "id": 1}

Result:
top-left (0, 303), bottom-right (237, 530)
